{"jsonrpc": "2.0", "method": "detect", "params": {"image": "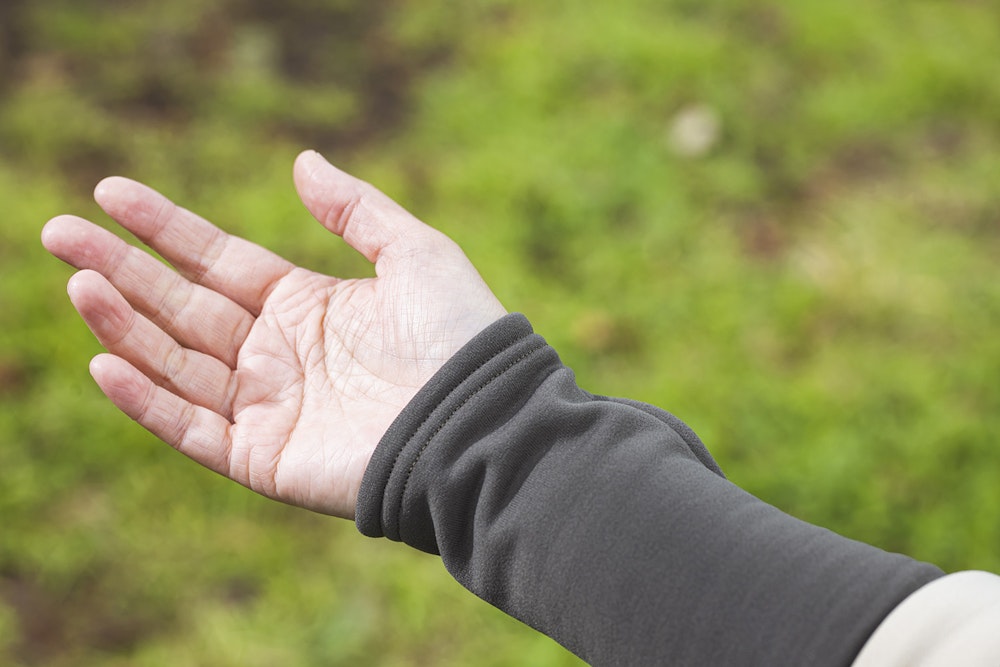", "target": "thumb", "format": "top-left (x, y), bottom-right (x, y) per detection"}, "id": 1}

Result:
top-left (293, 150), bottom-right (426, 264)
